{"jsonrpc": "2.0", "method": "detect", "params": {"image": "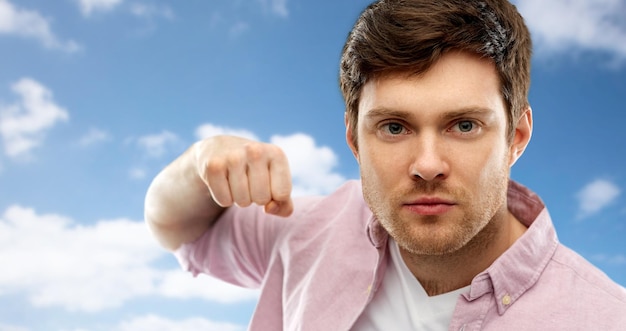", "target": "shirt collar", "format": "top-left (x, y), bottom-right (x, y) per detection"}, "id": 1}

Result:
top-left (466, 180), bottom-right (559, 315)
top-left (367, 215), bottom-right (388, 249)
top-left (365, 180), bottom-right (559, 314)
